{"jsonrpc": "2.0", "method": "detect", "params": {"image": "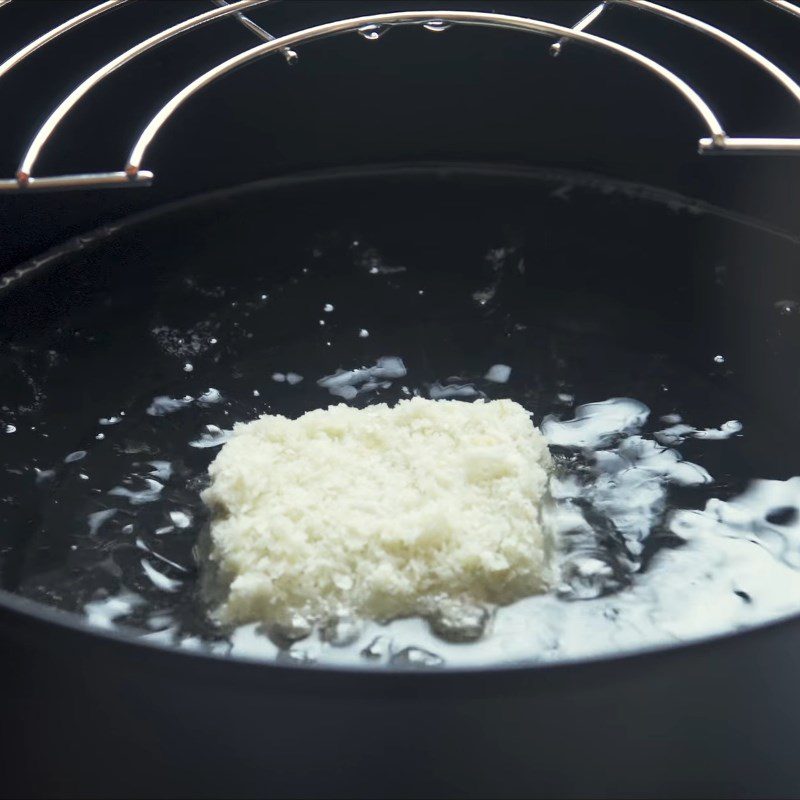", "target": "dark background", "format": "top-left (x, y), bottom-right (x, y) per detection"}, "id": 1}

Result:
top-left (0, 0), bottom-right (799, 274)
